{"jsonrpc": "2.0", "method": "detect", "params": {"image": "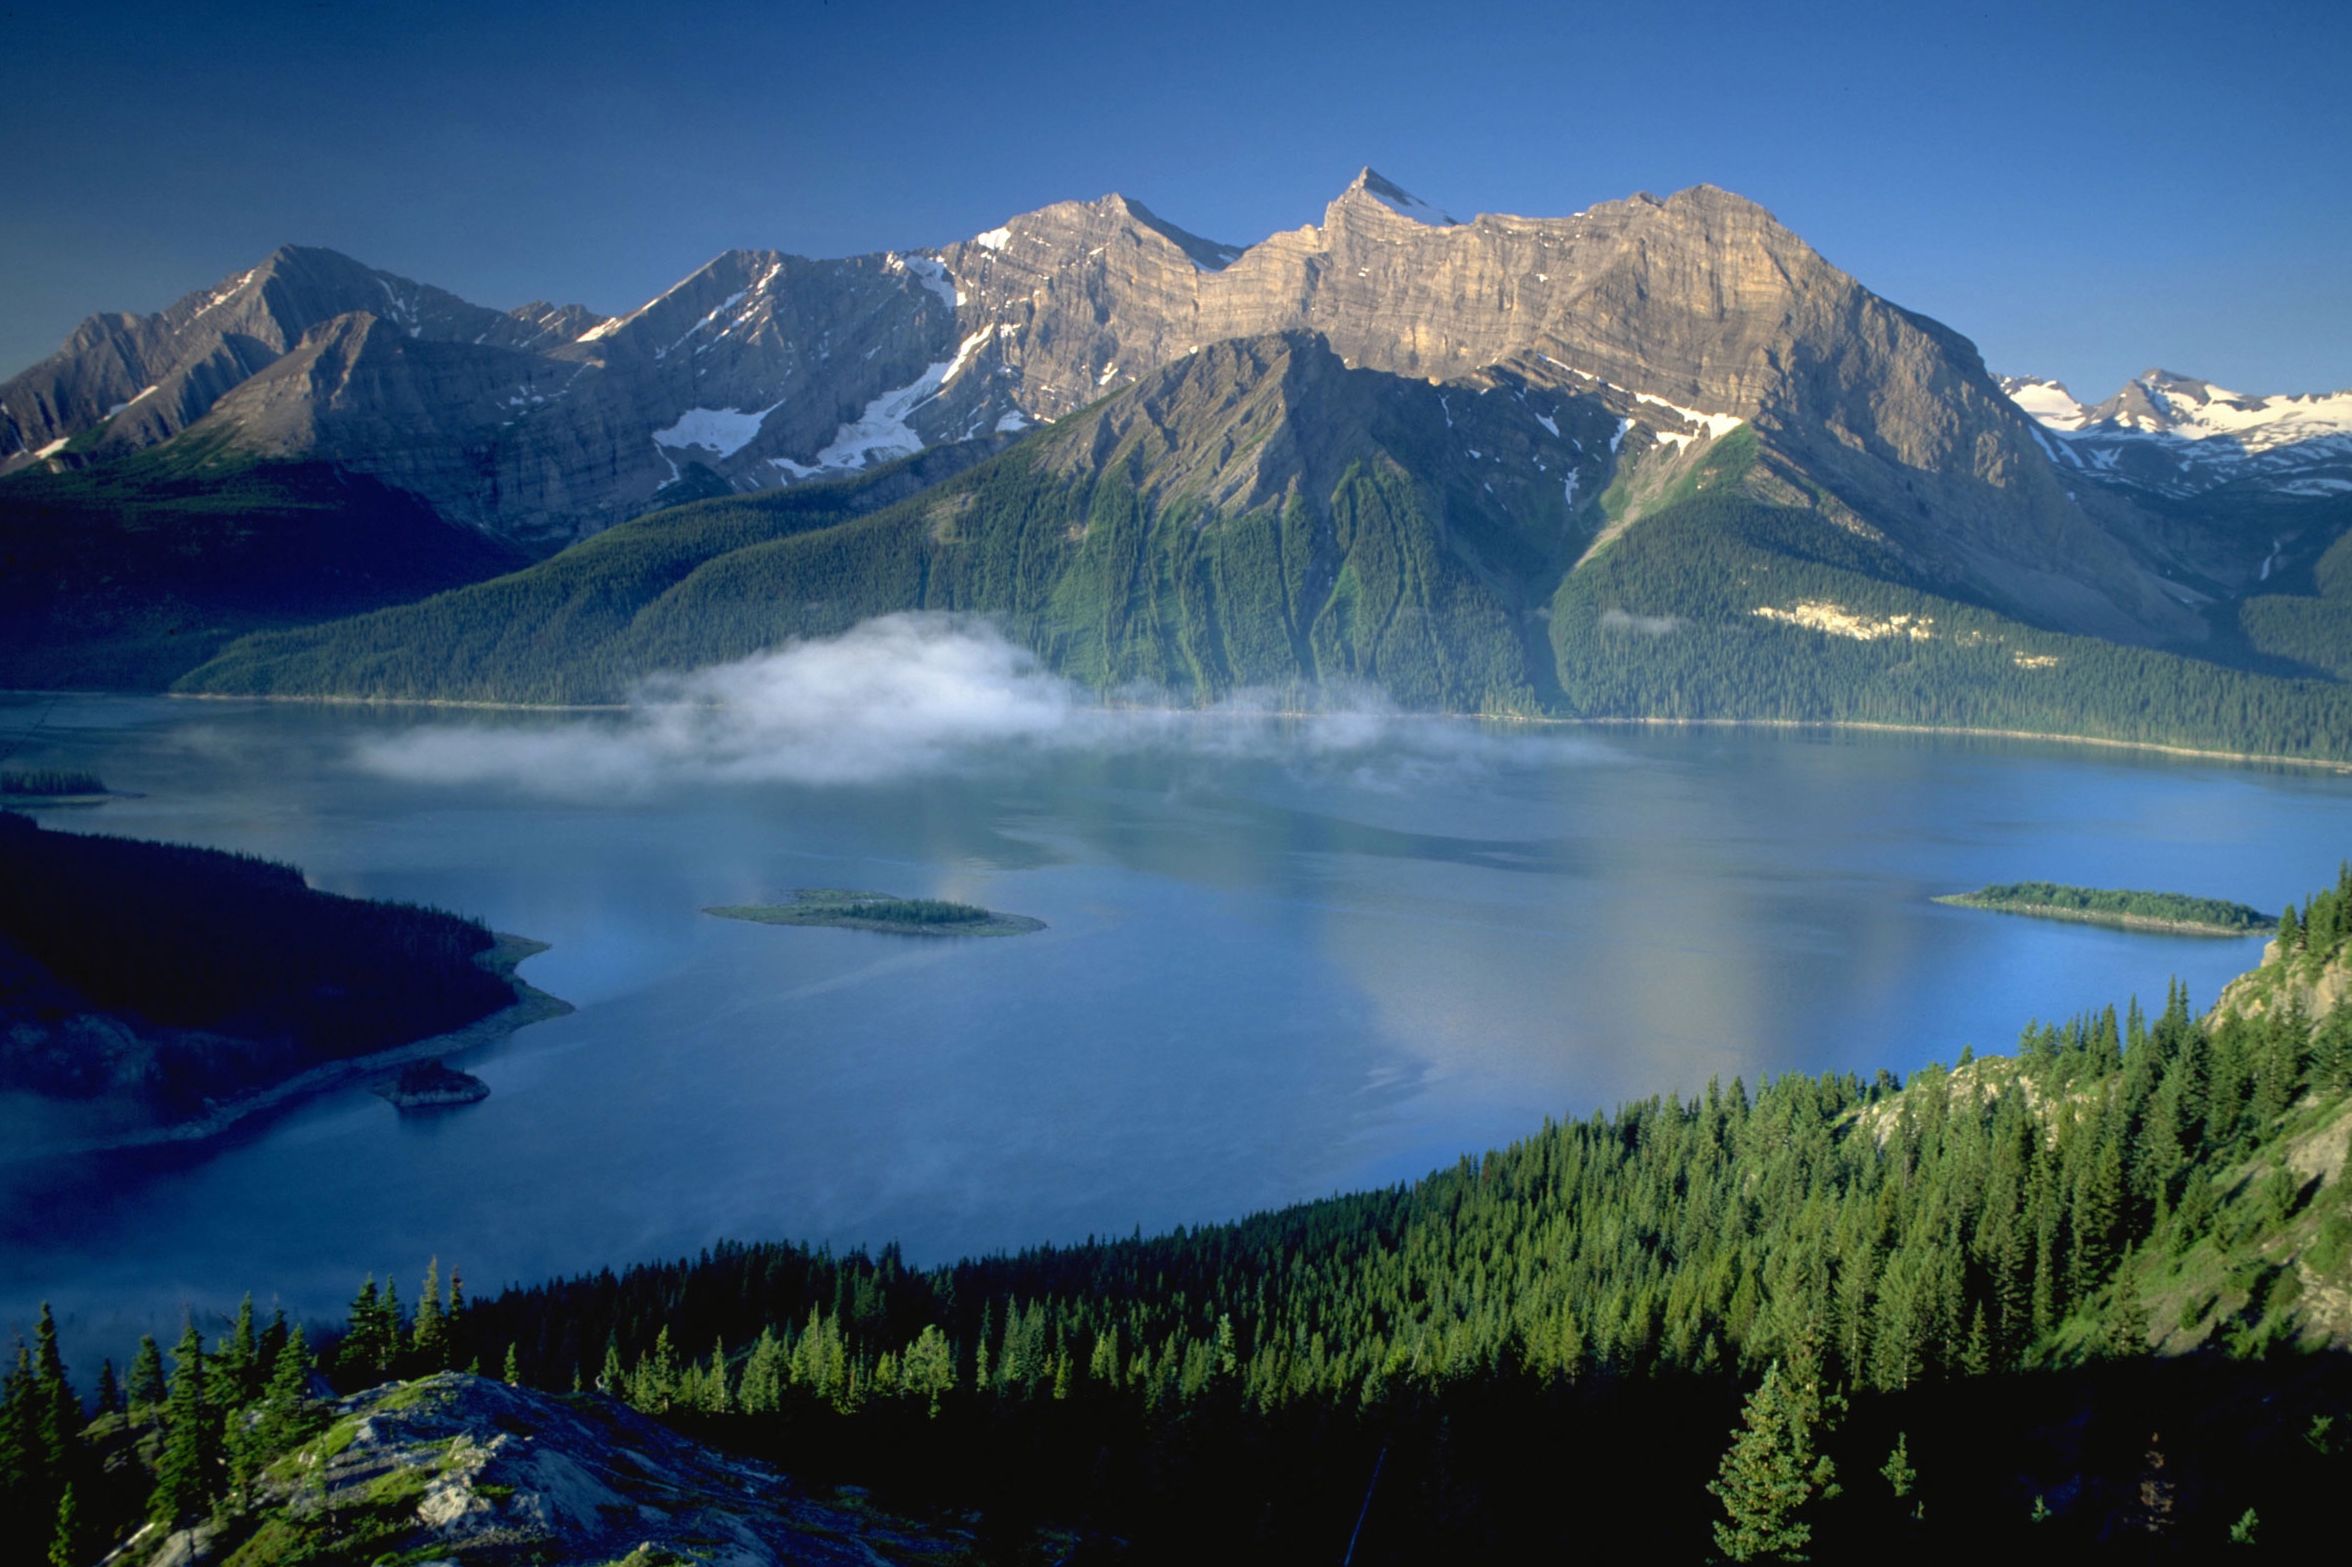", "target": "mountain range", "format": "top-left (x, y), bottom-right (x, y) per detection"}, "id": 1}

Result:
top-left (3, 170), bottom-right (2347, 752)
